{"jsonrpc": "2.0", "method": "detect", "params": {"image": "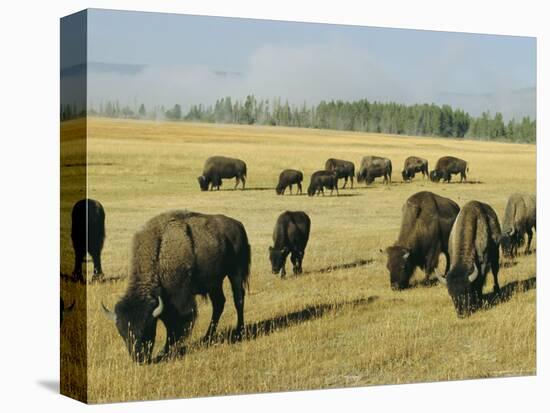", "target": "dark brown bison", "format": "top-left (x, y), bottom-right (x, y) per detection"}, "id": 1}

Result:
top-left (198, 156), bottom-right (247, 191)
top-left (429, 156), bottom-right (468, 183)
top-left (71, 199), bottom-right (105, 282)
top-left (269, 211), bottom-right (311, 277)
top-left (386, 191), bottom-right (460, 290)
top-left (437, 201), bottom-right (501, 317)
top-left (401, 156), bottom-right (429, 182)
top-left (500, 193), bottom-right (536, 258)
top-left (307, 170), bottom-right (339, 196)
top-left (60, 297), bottom-right (75, 325)
top-left (357, 156), bottom-right (392, 185)
top-left (102, 211), bottom-right (251, 363)
top-left (276, 169), bottom-right (303, 195)
top-left (325, 158), bottom-right (355, 189)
